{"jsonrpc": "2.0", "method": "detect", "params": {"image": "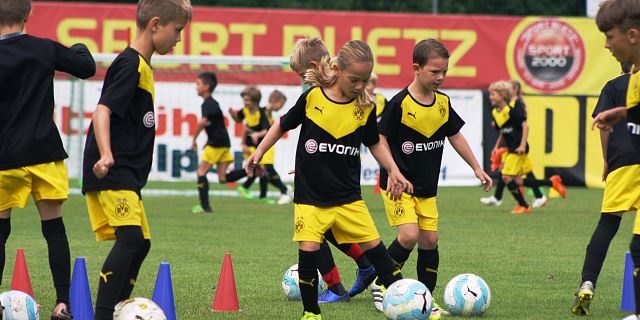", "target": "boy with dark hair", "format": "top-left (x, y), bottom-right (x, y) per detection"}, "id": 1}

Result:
top-left (191, 71), bottom-right (248, 213)
top-left (82, 0), bottom-right (191, 318)
top-left (0, 0), bottom-right (96, 318)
